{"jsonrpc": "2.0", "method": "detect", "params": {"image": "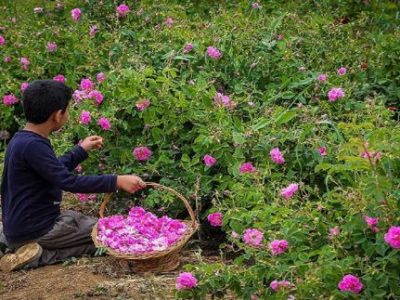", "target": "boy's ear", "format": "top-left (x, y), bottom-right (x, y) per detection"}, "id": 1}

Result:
top-left (52, 109), bottom-right (65, 123)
